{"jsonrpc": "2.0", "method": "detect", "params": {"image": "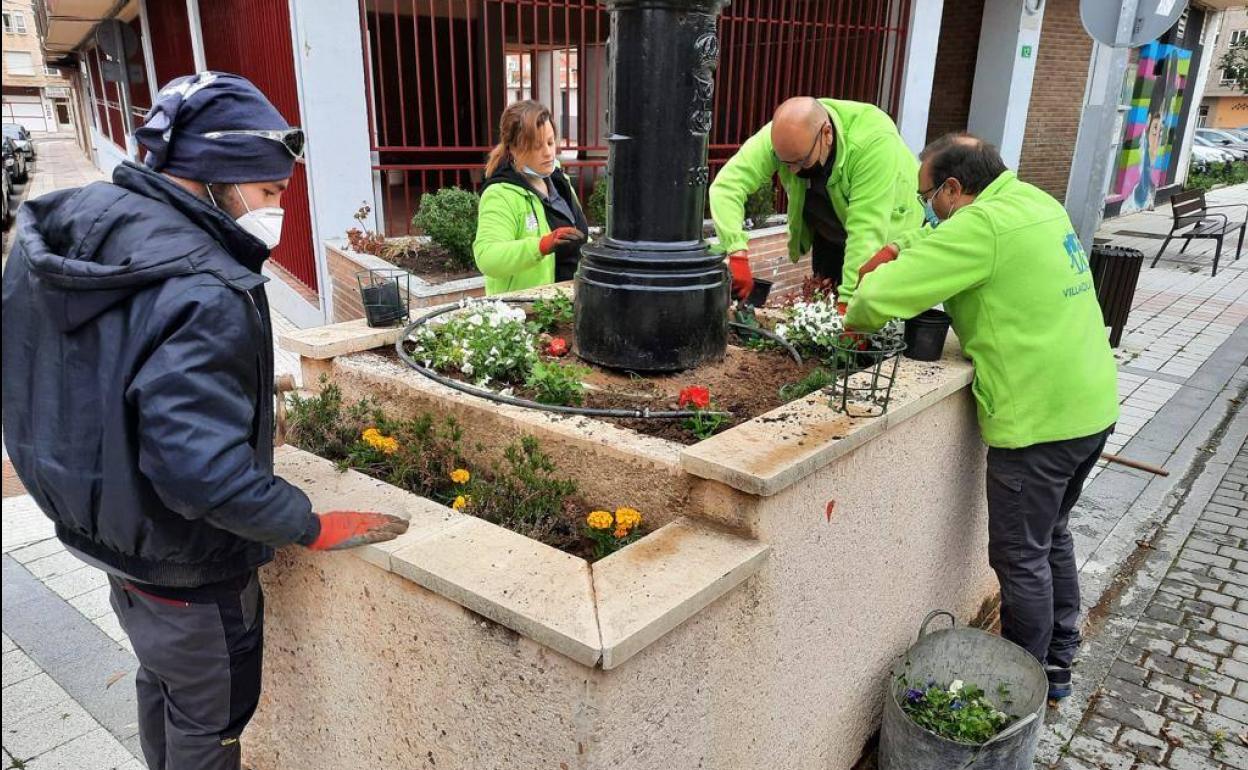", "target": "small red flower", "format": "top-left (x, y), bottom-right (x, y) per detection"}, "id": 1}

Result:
top-left (678, 385), bottom-right (712, 410)
top-left (547, 337), bottom-right (569, 357)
